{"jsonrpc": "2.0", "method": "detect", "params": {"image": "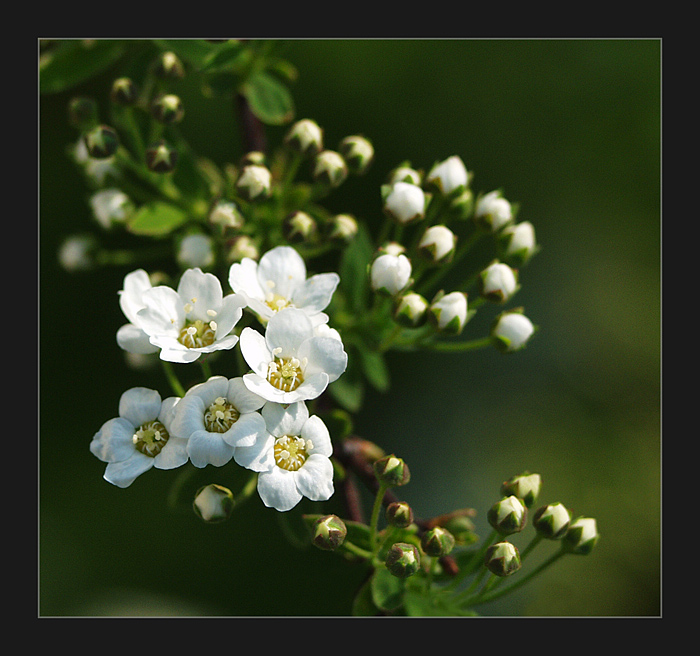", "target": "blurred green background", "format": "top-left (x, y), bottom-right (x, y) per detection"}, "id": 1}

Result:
top-left (39, 39), bottom-right (661, 616)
